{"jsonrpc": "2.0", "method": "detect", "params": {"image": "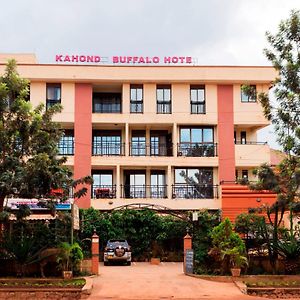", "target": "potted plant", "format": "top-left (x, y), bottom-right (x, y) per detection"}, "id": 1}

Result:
top-left (222, 247), bottom-right (248, 277)
top-left (57, 242), bottom-right (83, 279)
